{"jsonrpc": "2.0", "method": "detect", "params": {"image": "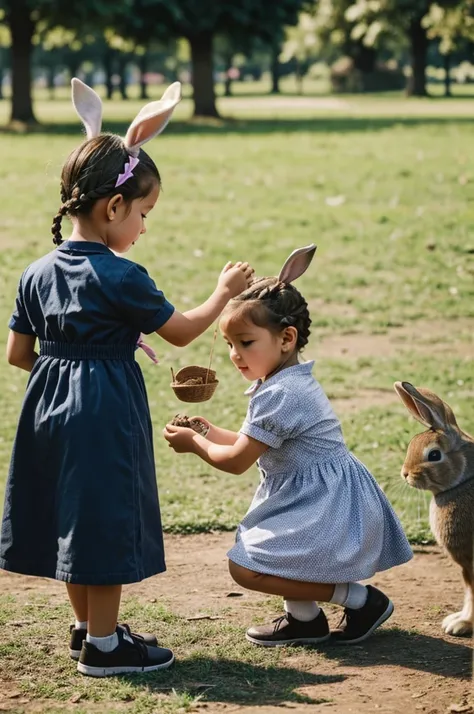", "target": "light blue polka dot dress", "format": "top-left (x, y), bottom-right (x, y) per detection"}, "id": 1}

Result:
top-left (227, 361), bottom-right (413, 583)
